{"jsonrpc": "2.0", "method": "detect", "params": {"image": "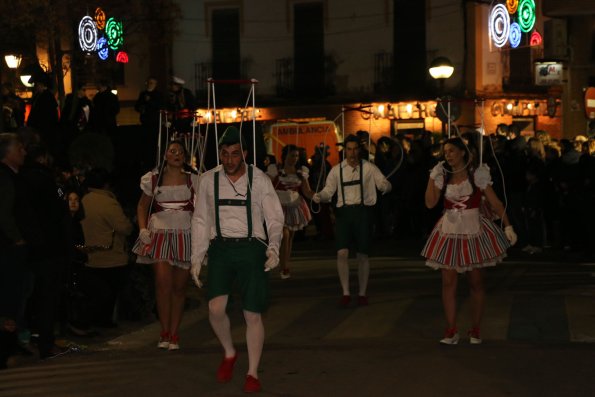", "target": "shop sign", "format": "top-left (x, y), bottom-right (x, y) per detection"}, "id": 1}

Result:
top-left (585, 87), bottom-right (595, 119)
top-left (534, 62), bottom-right (563, 86)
